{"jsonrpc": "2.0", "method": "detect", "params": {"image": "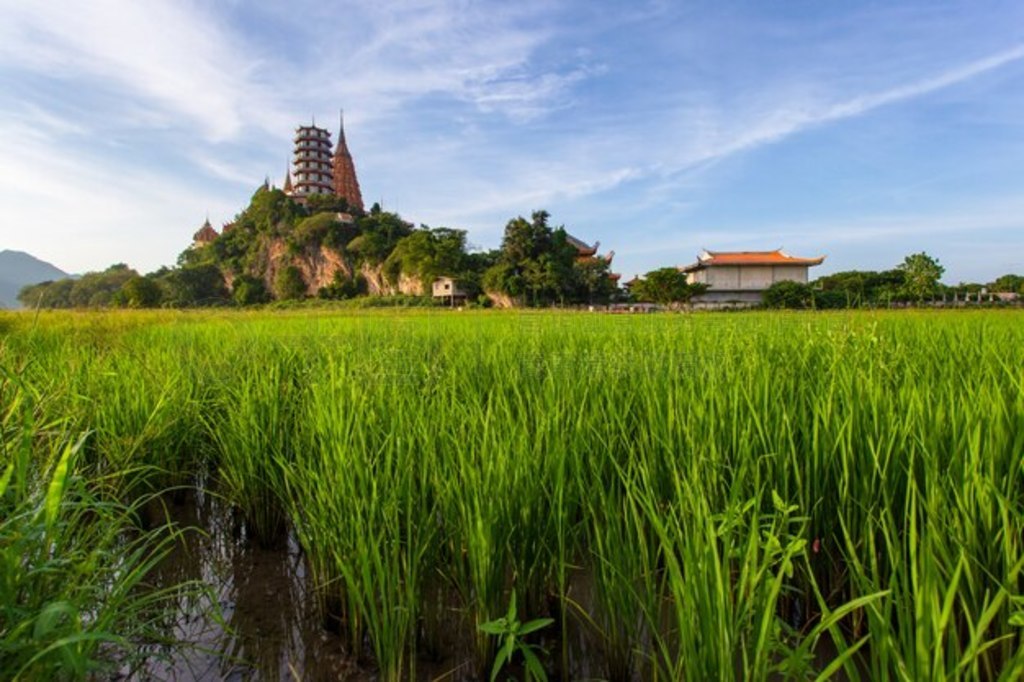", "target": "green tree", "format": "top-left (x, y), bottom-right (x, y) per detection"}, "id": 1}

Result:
top-left (631, 267), bottom-right (706, 305)
top-left (383, 227), bottom-right (469, 288)
top-left (990, 274), bottom-right (1024, 294)
top-left (501, 212), bottom-right (553, 263)
top-left (317, 271), bottom-right (367, 300)
top-left (304, 192), bottom-right (352, 215)
top-left (482, 261), bottom-right (525, 300)
top-left (574, 257), bottom-right (617, 304)
top-left (118, 276), bottom-right (163, 308)
top-left (899, 252), bottom-right (945, 302)
top-left (484, 211), bottom-right (585, 306)
top-left (274, 265), bottom-right (307, 300)
top-left (17, 279), bottom-right (74, 308)
top-left (813, 269), bottom-right (908, 307)
top-left (162, 264), bottom-right (229, 307)
top-left (64, 264), bottom-right (137, 307)
top-left (349, 210), bottom-right (414, 264)
top-left (232, 275), bottom-right (271, 306)
top-left (291, 213), bottom-right (342, 250)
